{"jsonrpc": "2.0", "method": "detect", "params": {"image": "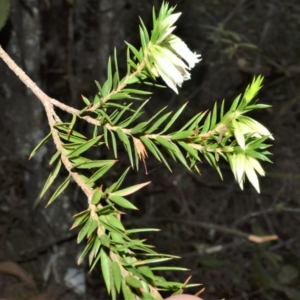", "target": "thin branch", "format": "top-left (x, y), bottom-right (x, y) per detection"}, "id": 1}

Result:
top-left (0, 46), bottom-right (93, 198)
